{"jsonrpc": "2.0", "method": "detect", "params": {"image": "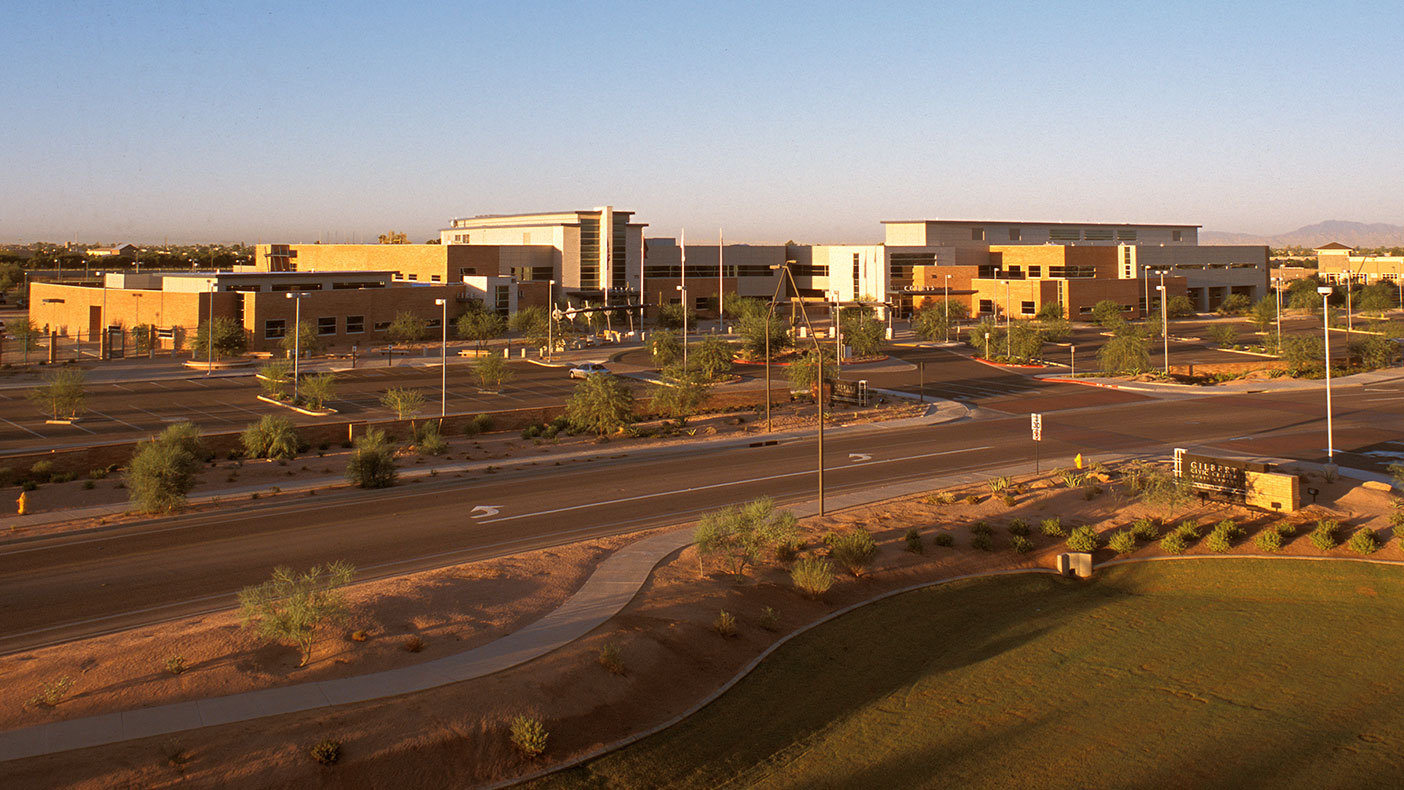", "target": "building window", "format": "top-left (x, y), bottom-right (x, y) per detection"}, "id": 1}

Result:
top-left (1028, 266), bottom-right (1042, 277)
top-left (346, 315), bottom-right (365, 333)
top-left (972, 228), bottom-right (985, 241)
top-left (1008, 228), bottom-right (1021, 241)
top-left (430, 275), bottom-right (441, 283)
top-left (493, 285), bottom-right (510, 314)
top-left (317, 316), bottom-right (336, 335)
top-left (1021, 301), bottom-right (1035, 314)
top-left (1172, 230), bottom-right (1182, 242)
top-left (406, 274), bottom-right (418, 281)
top-left (1049, 227), bottom-right (1081, 242)
top-left (264, 319), bottom-right (286, 339)
top-left (978, 299), bottom-right (993, 314)
top-left (426, 318), bottom-right (442, 330)
top-left (458, 267), bottom-right (474, 280)
top-left (373, 321), bottom-right (391, 332)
